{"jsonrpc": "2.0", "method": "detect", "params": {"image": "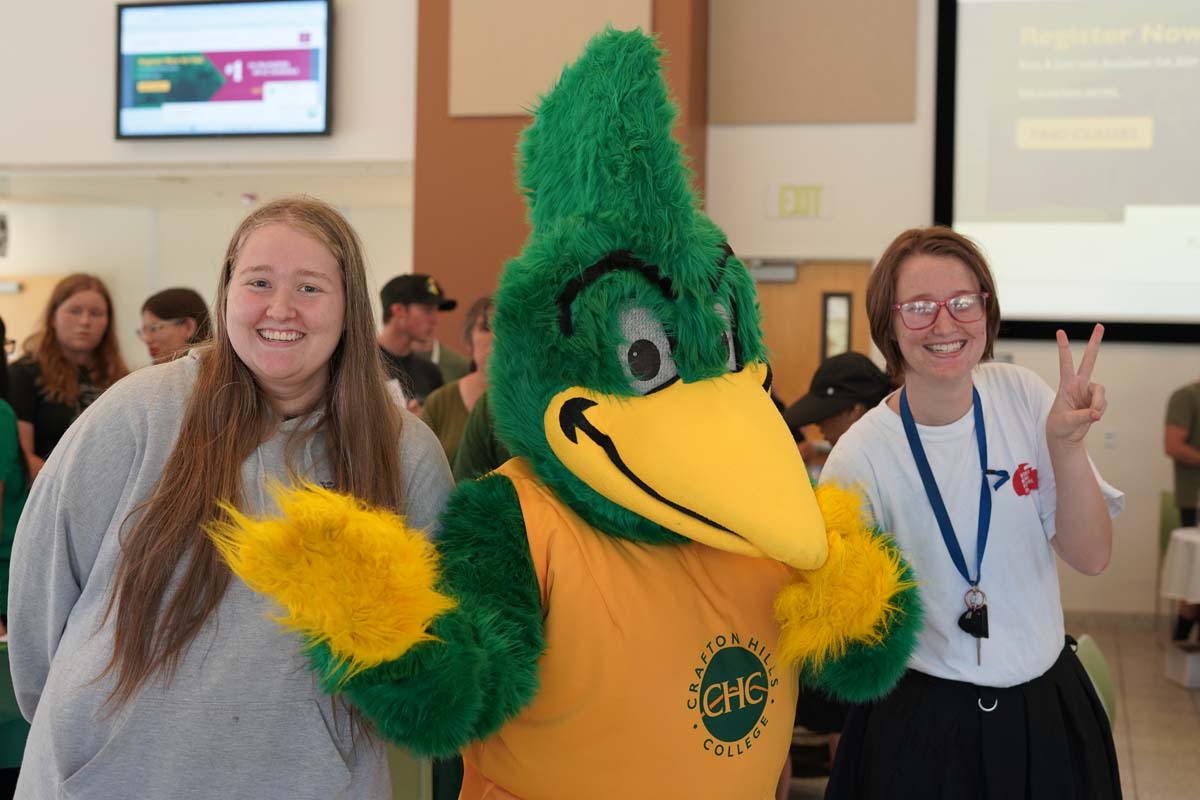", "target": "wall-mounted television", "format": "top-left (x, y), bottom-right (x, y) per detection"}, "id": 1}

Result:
top-left (116, 0), bottom-right (332, 138)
